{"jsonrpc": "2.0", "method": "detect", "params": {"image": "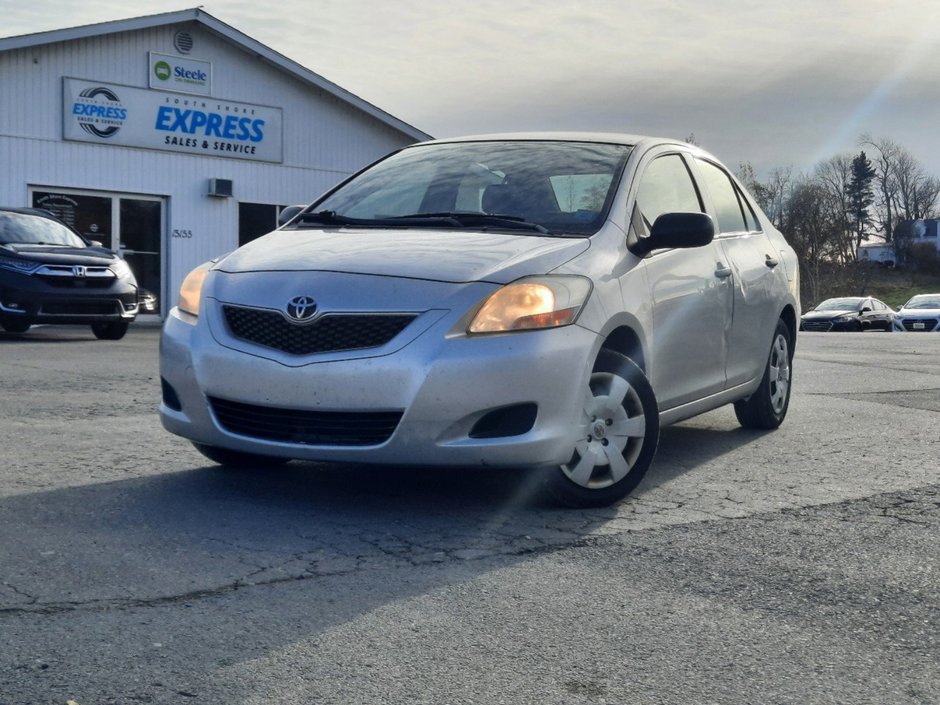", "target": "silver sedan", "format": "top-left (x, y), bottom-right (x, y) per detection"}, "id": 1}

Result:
top-left (160, 133), bottom-right (800, 506)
